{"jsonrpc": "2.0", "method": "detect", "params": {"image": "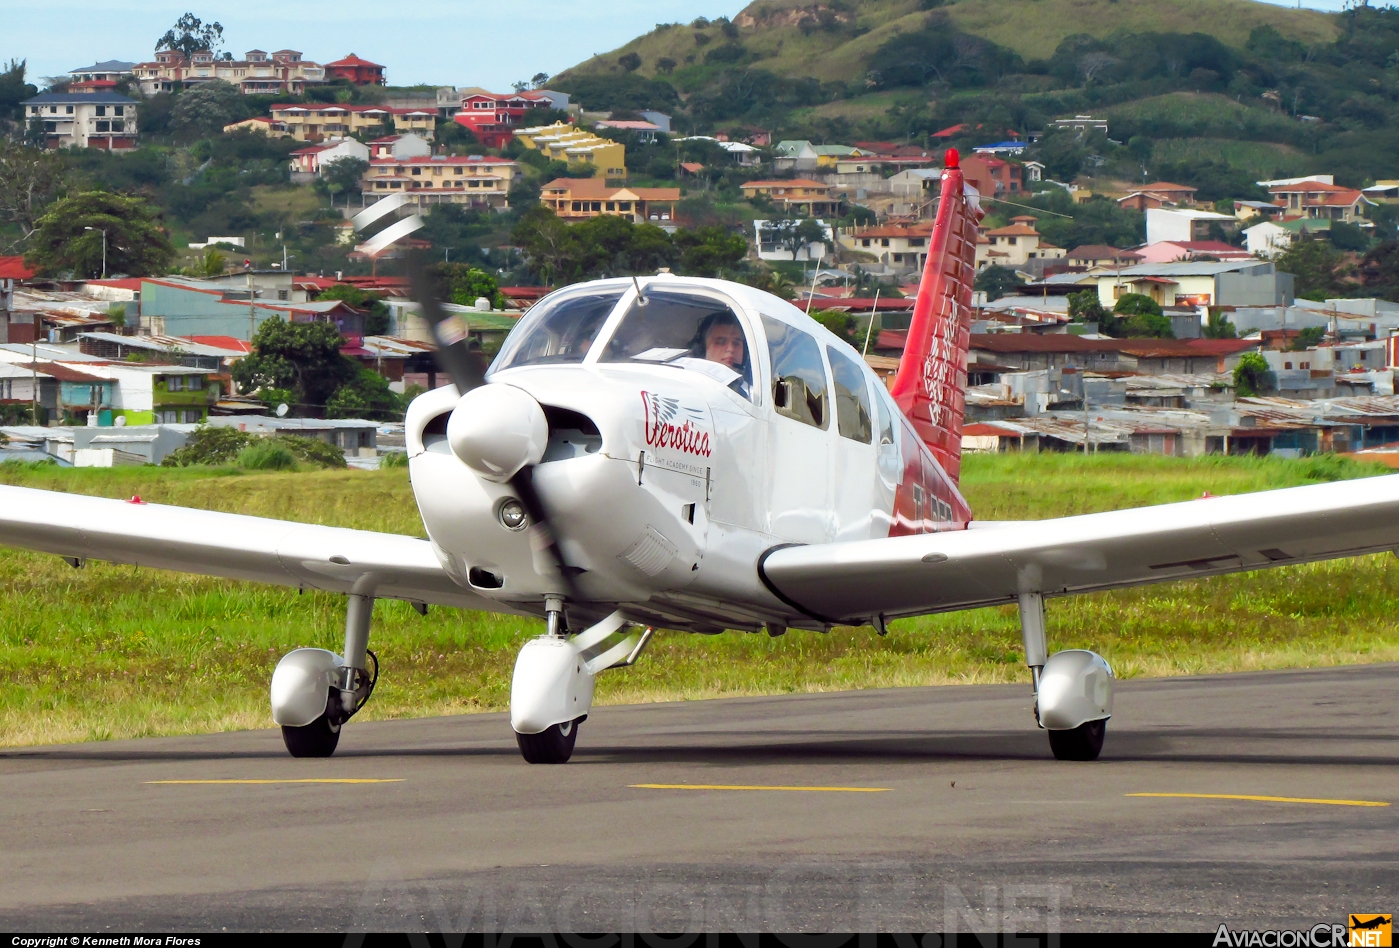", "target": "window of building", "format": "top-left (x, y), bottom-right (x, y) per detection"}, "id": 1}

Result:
top-left (881, 238), bottom-right (890, 247)
top-left (454, 167), bottom-right (462, 175)
top-left (411, 168), bottom-right (421, 175)
top-left (618, 202), bottom-right (631, 211)
top-left (605, 202), bottom-right (615, 211)
top-left (166, 375), bottom-right (184, 391)
top-left (182, 410), bottom-right (202, 423)
top-left (763, 315), bottom-right (828, 429)
top-left (827, 346), bottom-right (872, 444)
top-left (590, 202), bottom-right (601, 212)
top-left (96, 106), bottom-right (106, 116)
top-left (187, 375), bottom-right (203, 390)
top-left (65, 105), bottom-right (74, 114)
top-left (96, 121), bottom-right (109, 132)
top-left (1006, 237), bottom-right (1017, 245)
